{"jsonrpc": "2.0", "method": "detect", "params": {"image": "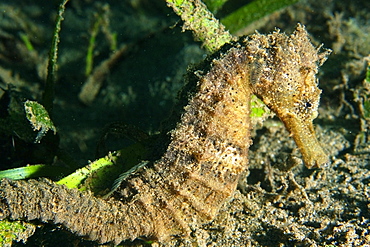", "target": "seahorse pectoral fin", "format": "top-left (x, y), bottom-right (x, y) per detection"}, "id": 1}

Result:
top-left (280, 113), bottom-right (328, 169)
